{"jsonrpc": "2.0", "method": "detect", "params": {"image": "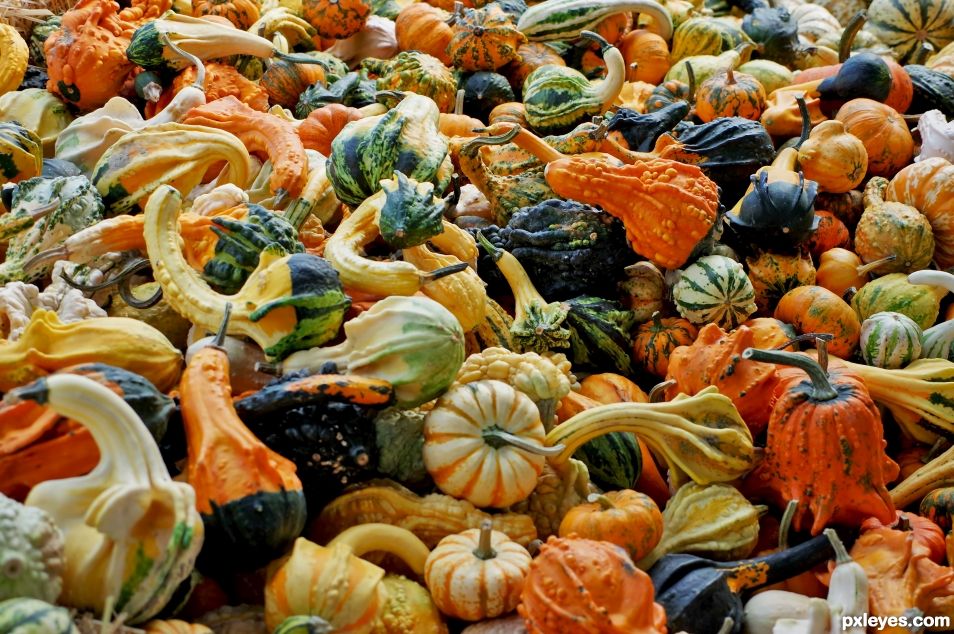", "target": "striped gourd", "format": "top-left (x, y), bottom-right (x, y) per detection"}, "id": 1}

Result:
top-left (574, 430), bottom-right (642, 491)
top-left (465, 297), bottom-right (516, 354)
top-left (866, 0), bottom-right (954, 63)
top-left (670, 17), bottom-right (755, 64)
top-left (852, 273), bottom-right (947, 330)
top-left (922, 319), bottom-right (954, 360)
top-left (516, 0), bottom-right (673, 42)
top-left (0, 121), bottom-right (42, 186)
top-left (362, 51), bottom-right (458, 113)
top-left (632, 312), bottom-right (698, 377)
top-left (0, 598), bottom-right (77, 634)
top-left (745, 250), bottom-right (817, 315)
top-left (860, 311), bottom-right (924, 369)
top-left (673, 255), bottom-right (757, 329)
